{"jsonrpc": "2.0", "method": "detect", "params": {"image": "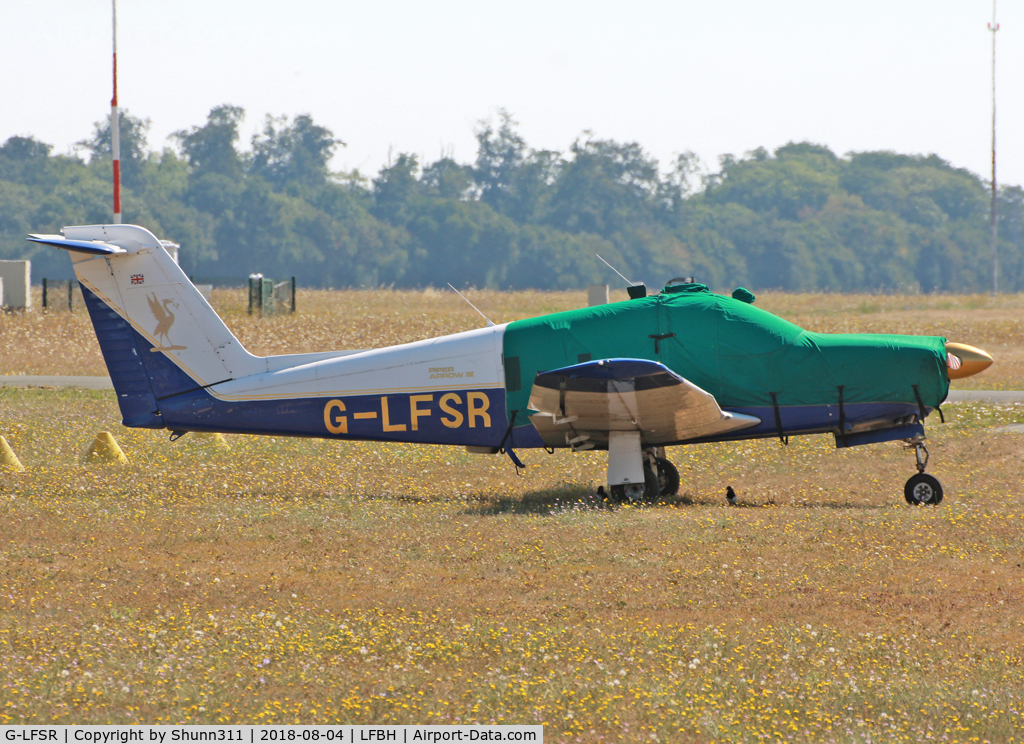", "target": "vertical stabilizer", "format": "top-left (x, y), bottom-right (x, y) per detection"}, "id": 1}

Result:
top-left (30, 224), bottom-right (265, 426)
